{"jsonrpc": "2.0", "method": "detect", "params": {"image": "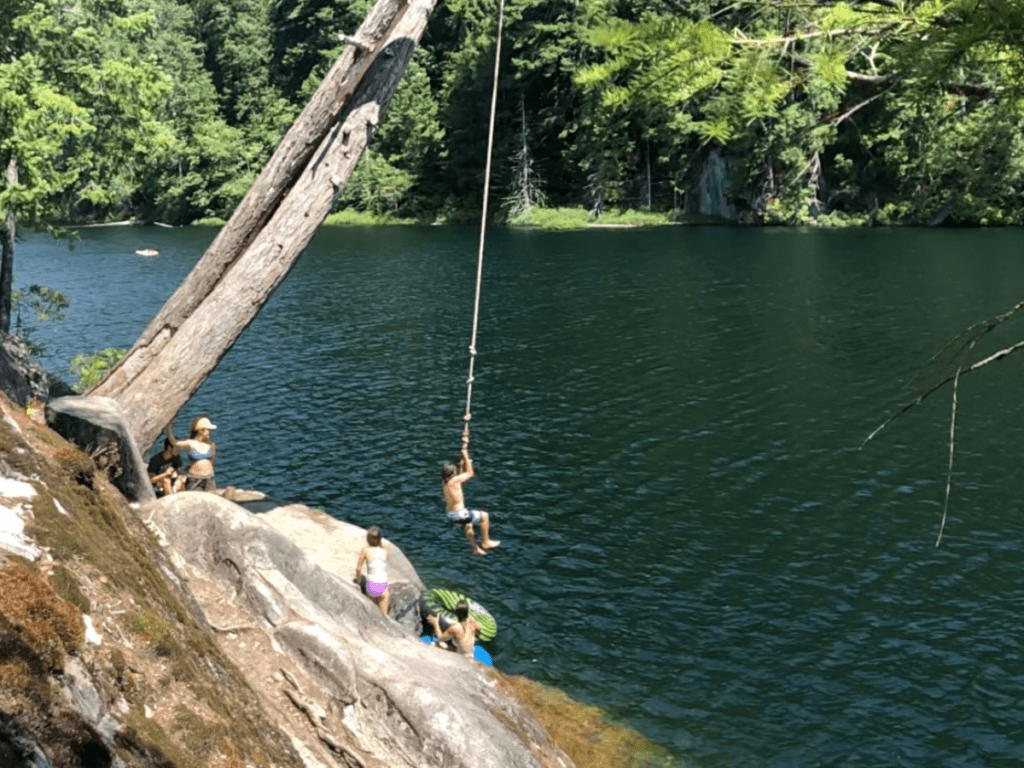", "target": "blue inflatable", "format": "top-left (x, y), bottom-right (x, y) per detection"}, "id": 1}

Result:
top-left (420, 635), bottom-right (493, 666)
